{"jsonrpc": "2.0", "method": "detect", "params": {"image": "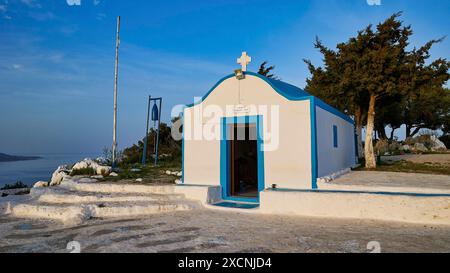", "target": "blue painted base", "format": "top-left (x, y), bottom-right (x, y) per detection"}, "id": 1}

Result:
top-left (213, 201), bottom-right (260, 209)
